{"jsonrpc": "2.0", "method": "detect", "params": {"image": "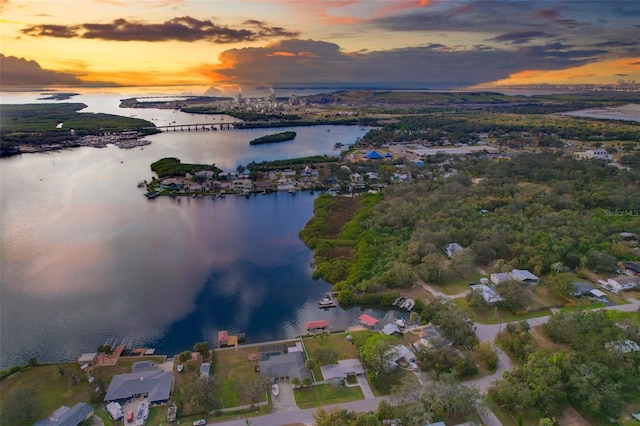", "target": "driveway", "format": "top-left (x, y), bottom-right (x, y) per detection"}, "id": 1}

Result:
top-left (270, 381), bottom-right (298, 413)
